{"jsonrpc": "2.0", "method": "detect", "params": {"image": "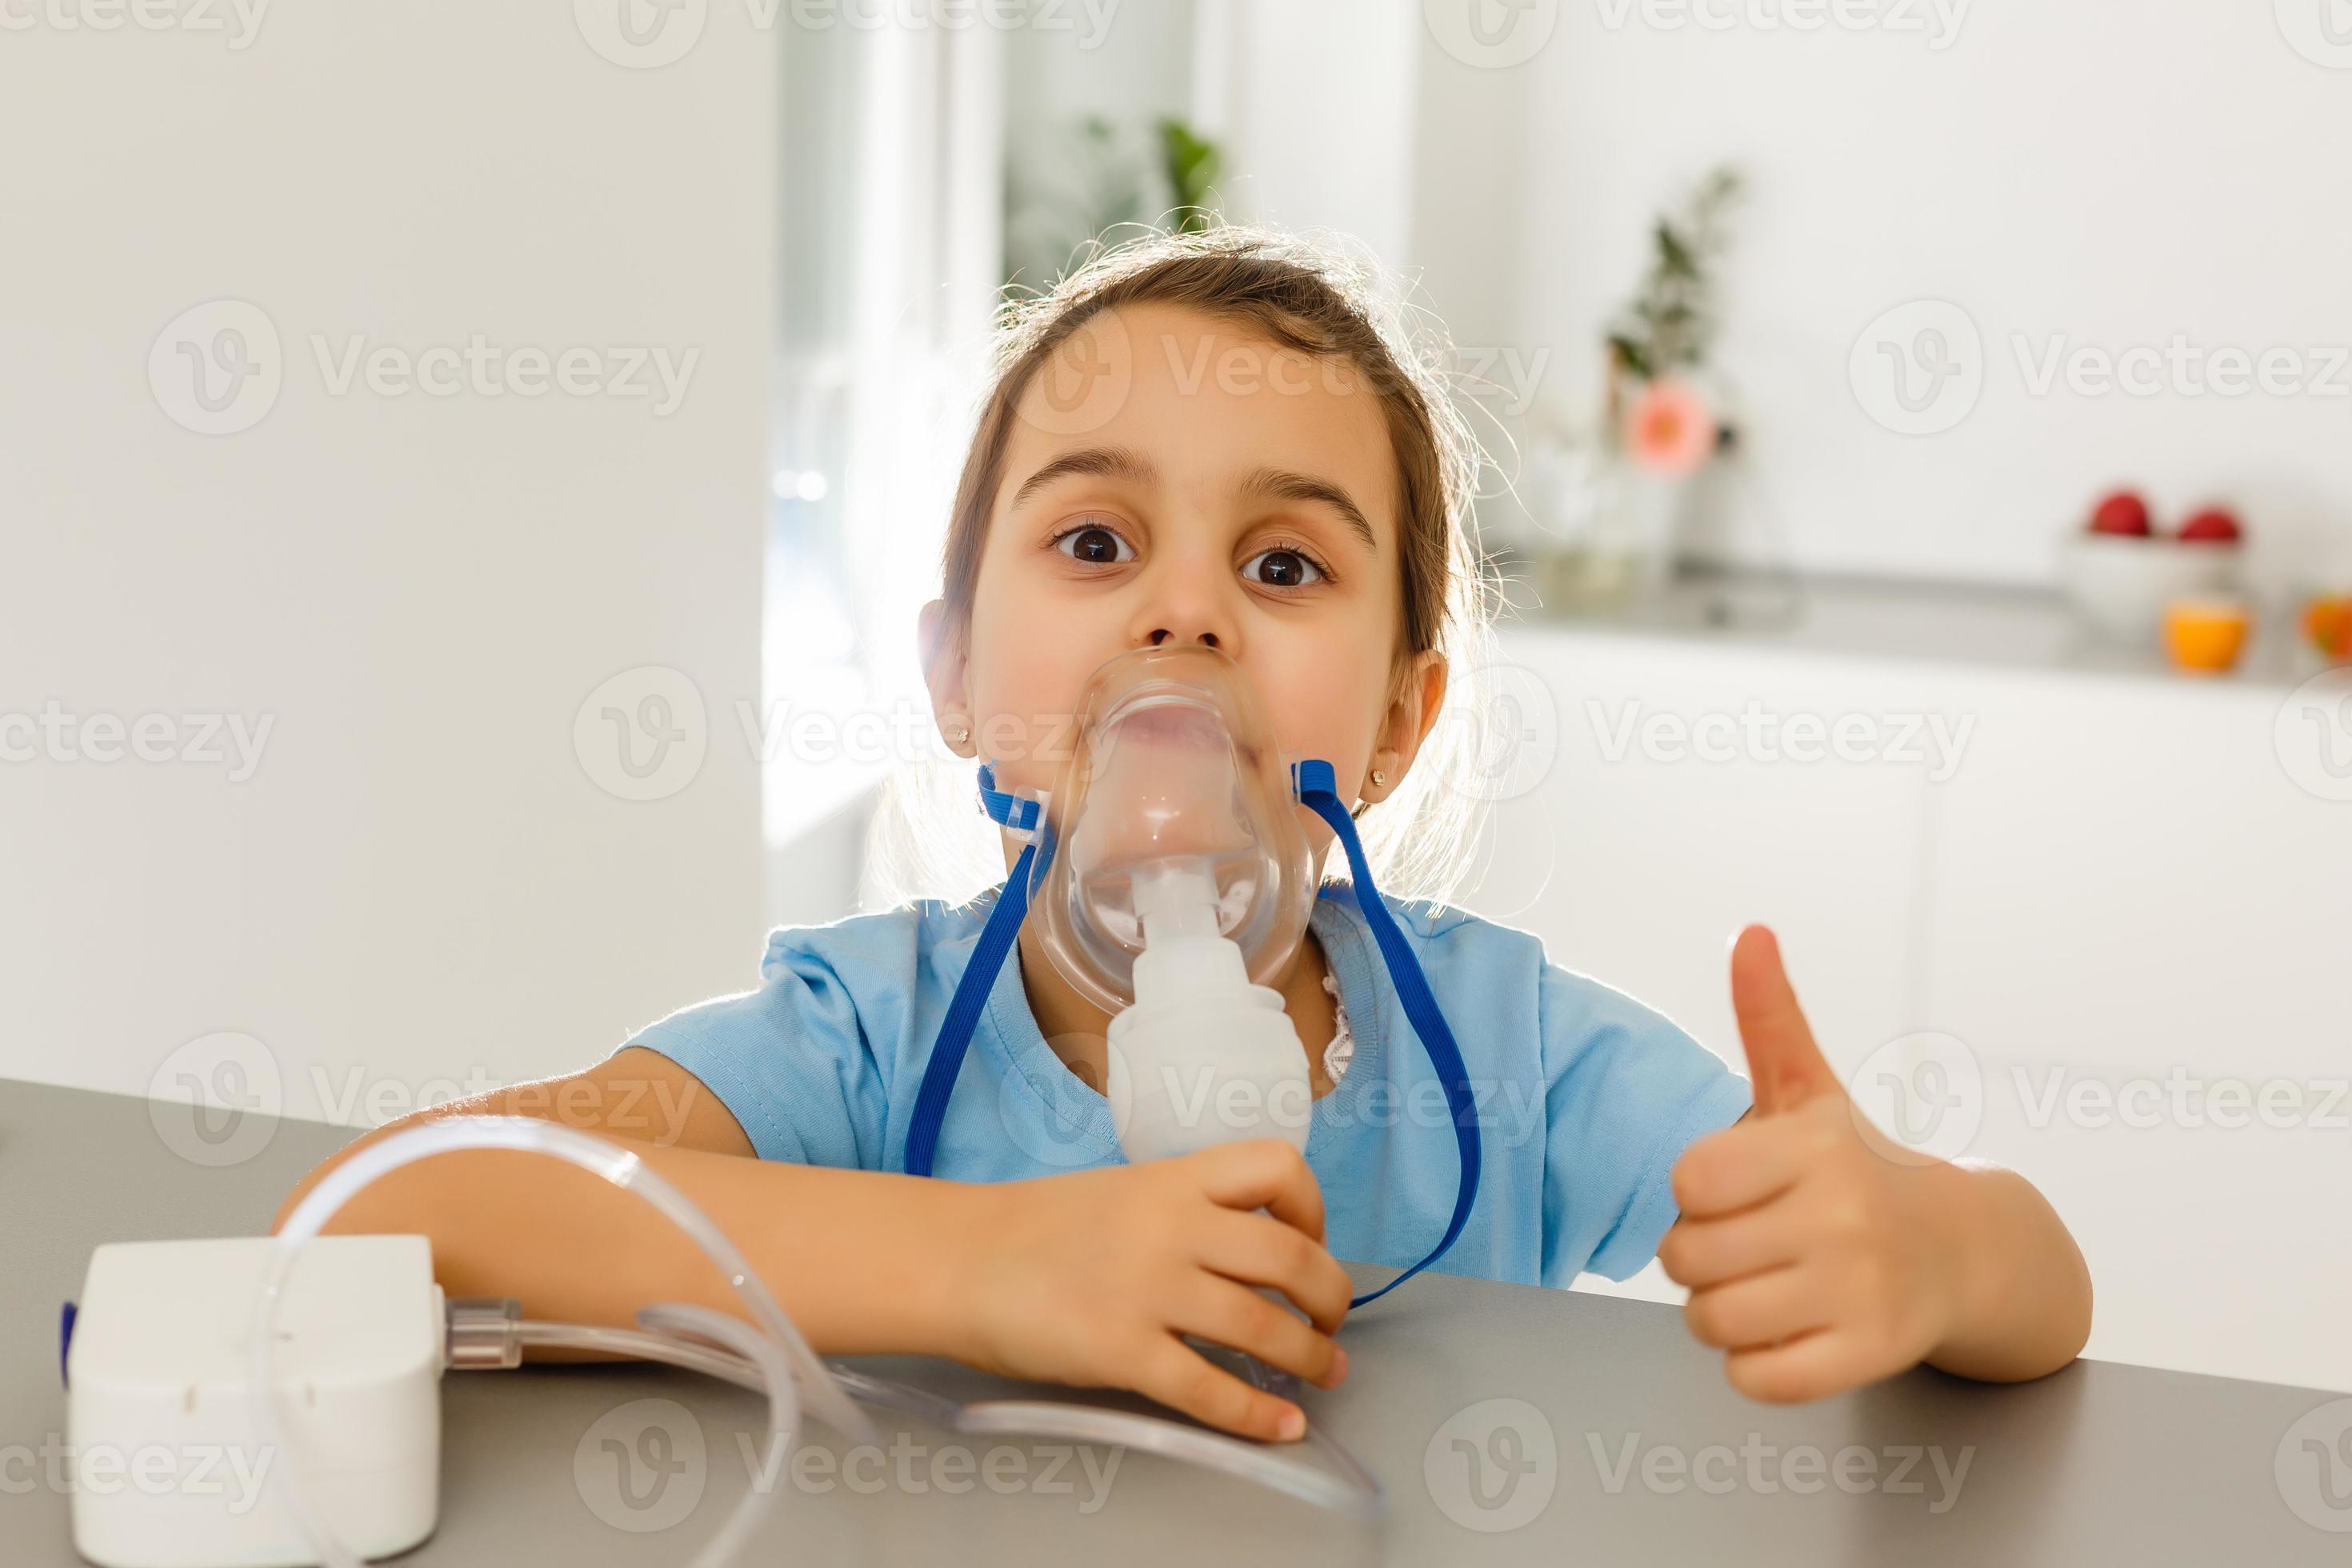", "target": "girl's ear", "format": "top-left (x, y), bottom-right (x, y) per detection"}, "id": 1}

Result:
top-left (1362, 649), bottom-right (1449, 802)
top-left (918, 598), bottom-right (976, 758)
